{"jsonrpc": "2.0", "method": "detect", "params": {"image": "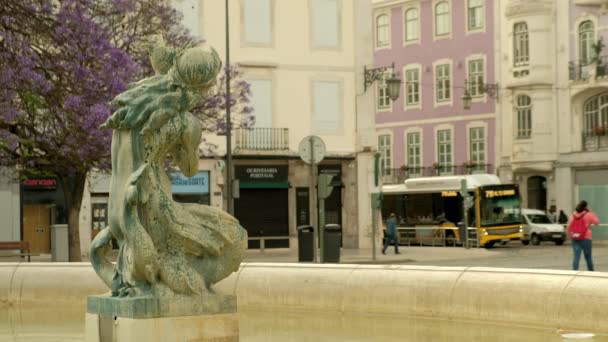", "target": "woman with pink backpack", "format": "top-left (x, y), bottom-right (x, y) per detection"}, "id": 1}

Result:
top-left (568, 200), bottom-right (600, 271)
